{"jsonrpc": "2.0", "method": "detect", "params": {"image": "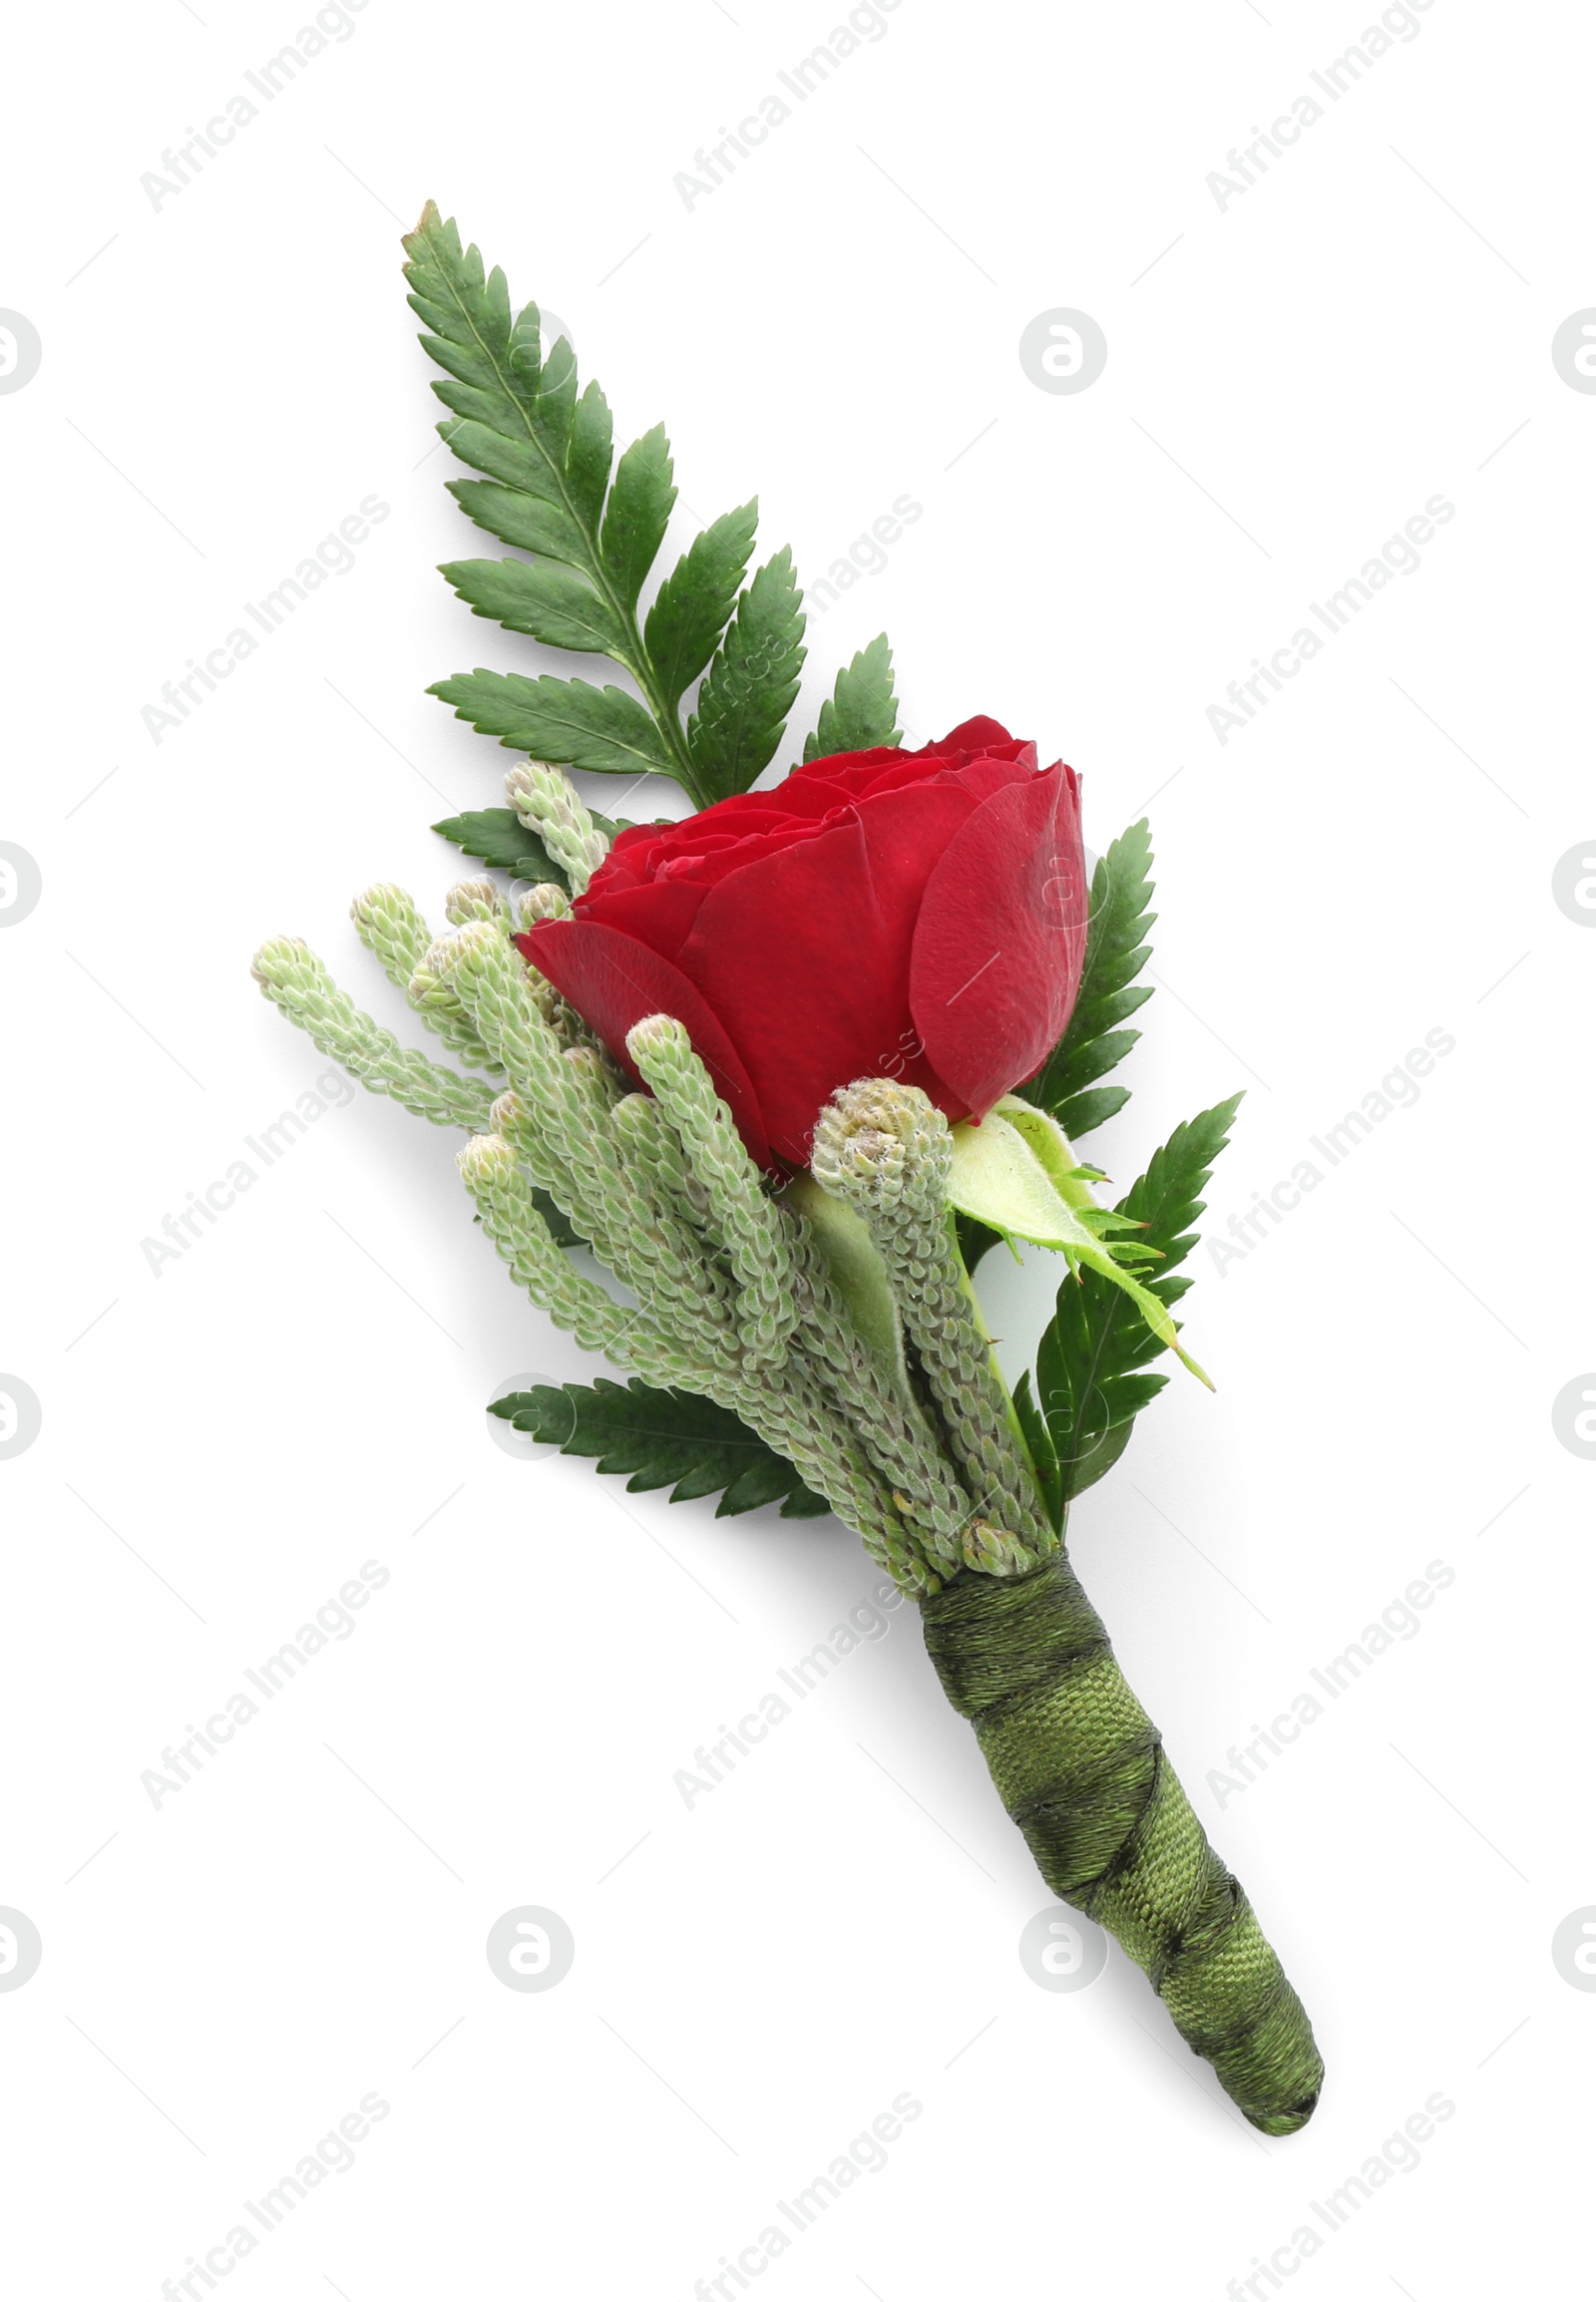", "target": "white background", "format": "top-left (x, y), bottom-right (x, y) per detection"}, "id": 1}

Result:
top-left (2, 0), bottom-right (1592, 2294)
